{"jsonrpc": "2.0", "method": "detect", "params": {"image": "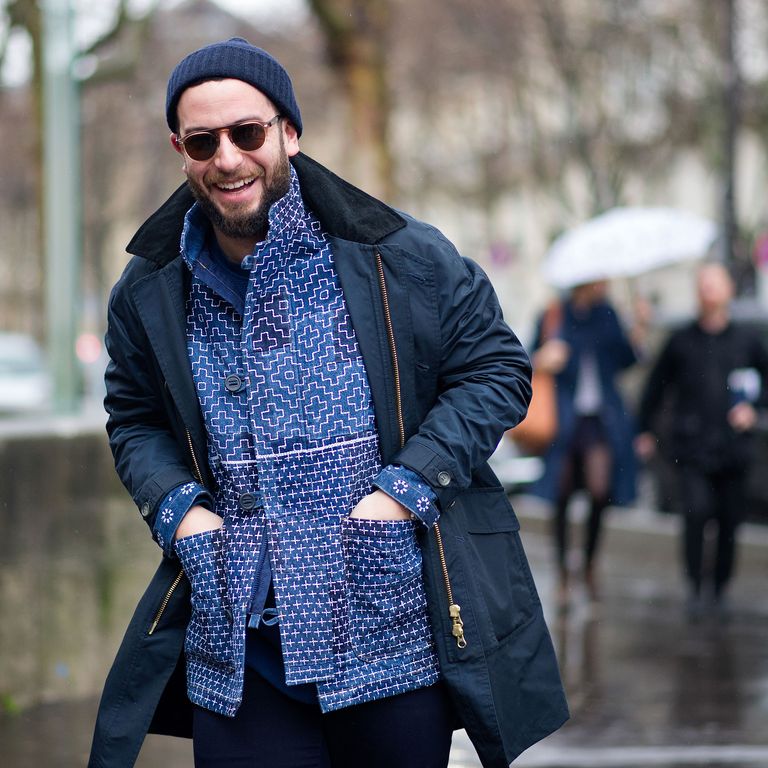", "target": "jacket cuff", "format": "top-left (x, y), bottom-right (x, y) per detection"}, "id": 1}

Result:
top-left (372, 464), bottom-right (440, 528)
top-left (392, 438), bottom-right (463, 509)
top-left (153, 482), bottom-right (213, 557)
